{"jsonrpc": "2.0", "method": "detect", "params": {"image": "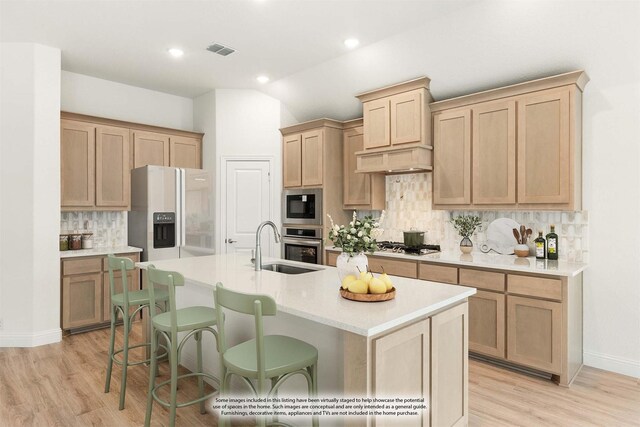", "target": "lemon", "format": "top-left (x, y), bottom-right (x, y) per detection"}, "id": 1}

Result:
top-left (341, 274), bottom-right (357, 290)
top-left (369, 277), bottom-right (387, 294)
top-left (347, 279), bottom-right (368, 294)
